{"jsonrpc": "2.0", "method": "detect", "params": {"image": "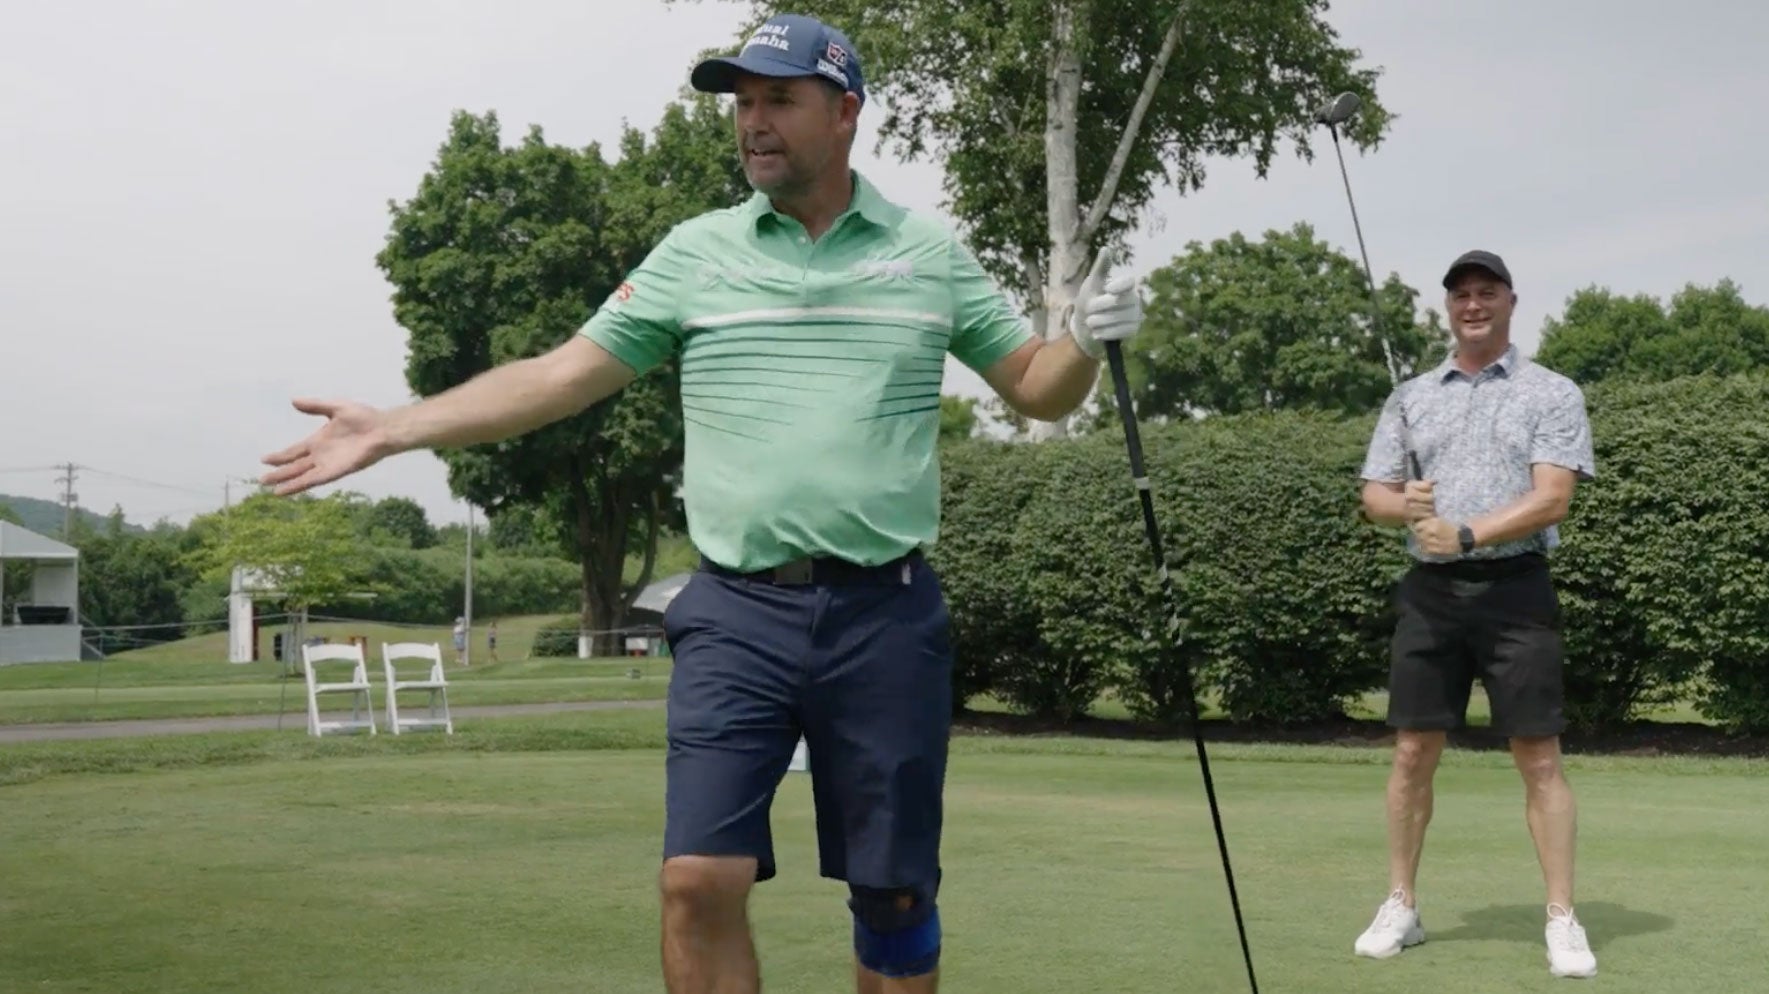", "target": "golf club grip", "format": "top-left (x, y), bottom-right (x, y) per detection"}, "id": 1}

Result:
top-left (1102, 339), bottom-right (1261, 994)
top-left (1104, 341), bottom-right (1164, 564)
top-left (1407, 451), bottom-right (1423, 481)
top-left (1104, 342), bottom-right (1149, 479)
